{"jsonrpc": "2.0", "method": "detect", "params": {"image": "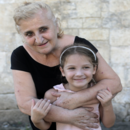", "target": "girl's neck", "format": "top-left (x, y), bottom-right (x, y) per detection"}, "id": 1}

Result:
top-left (64, 83), bottom-right (88, 92)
